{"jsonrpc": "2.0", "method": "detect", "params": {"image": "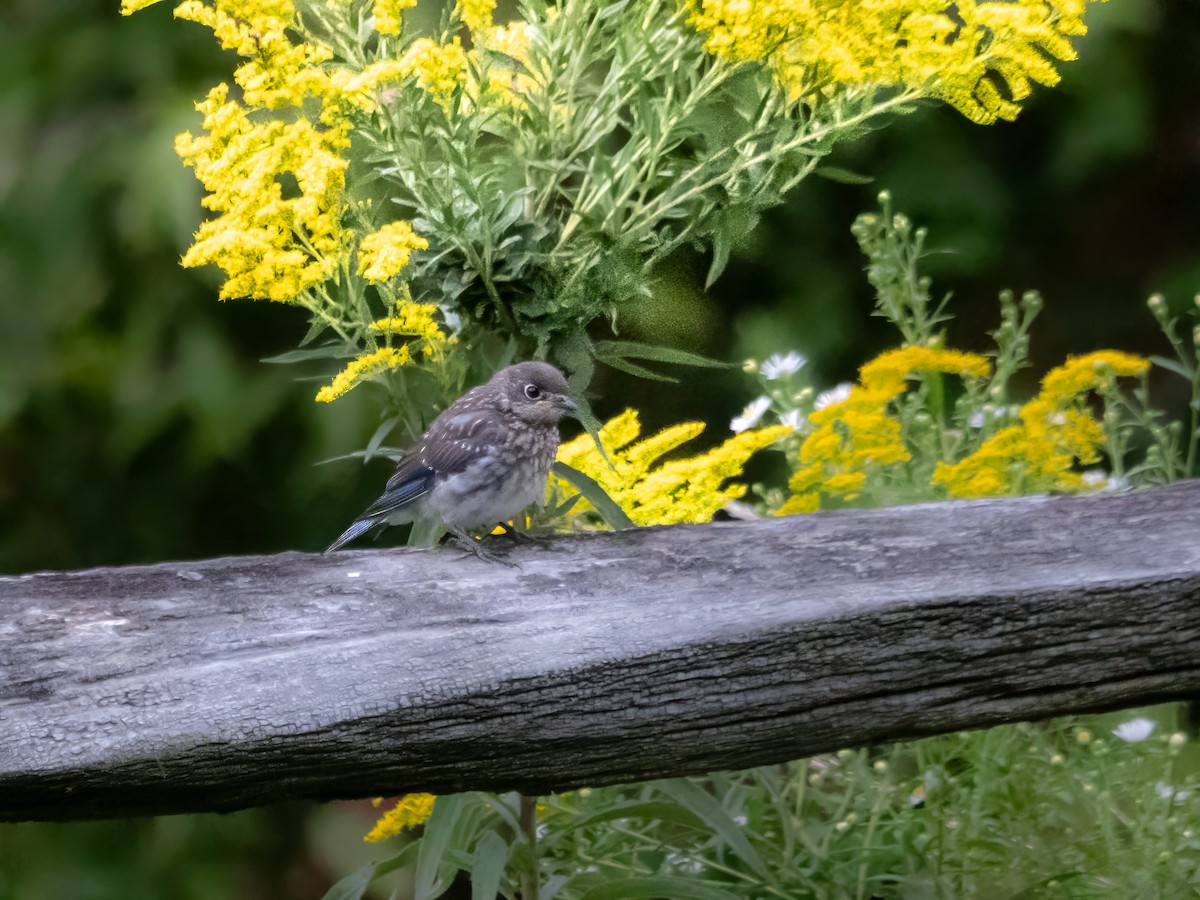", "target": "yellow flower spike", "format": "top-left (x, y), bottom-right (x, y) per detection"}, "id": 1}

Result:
top-left (458, 0), bottom-right (497, 35)
top-left (1035, 351), bottom-right (1149, 403)
top-left (364, 793), bottom-right (437, 842)
top-left (779, 346), bottom-right (991, 513)
top-left (688, 0), bottom-right (1103, 124)
top-left (358, 222), bottom-right (430, 282)
top-left (373, 0), bottom-right (417, 36)
top-left (860, 346), bottom-right (991, 395)
top-left (932, 350), bottom-right (1149, 498)
top-left (553, 411), bottom-right (787, 527)
top-left (621, 422), bottom-right (706, 481)
top-left (368, 301), bottom-right (443, 340)
top-left (398, 38), bottom-right (468, 100)
top-left (316, 346), bottom-right (412, 403)
top-left (119, 0), bottom-right (166, 12)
